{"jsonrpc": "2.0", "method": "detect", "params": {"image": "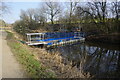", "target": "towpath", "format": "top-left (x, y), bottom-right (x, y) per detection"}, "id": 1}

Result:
top-left (0, 31), bottom-right (27, 78)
